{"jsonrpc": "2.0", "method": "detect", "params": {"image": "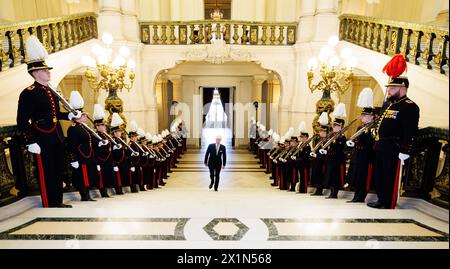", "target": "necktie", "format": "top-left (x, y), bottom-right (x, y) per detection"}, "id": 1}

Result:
top-left (216, 144), bottom-right (219, 155)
